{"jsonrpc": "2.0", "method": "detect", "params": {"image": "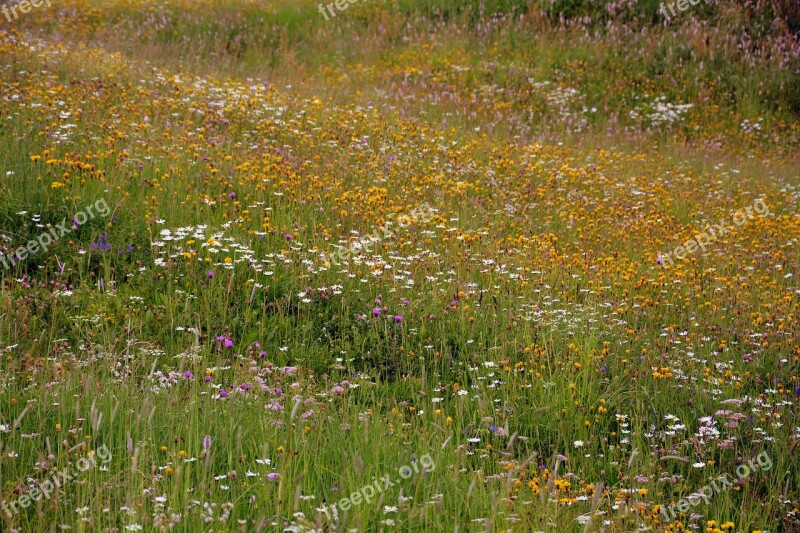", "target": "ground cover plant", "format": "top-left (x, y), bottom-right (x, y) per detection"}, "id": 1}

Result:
top-left (0, 0), bottom-right (799, 531)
